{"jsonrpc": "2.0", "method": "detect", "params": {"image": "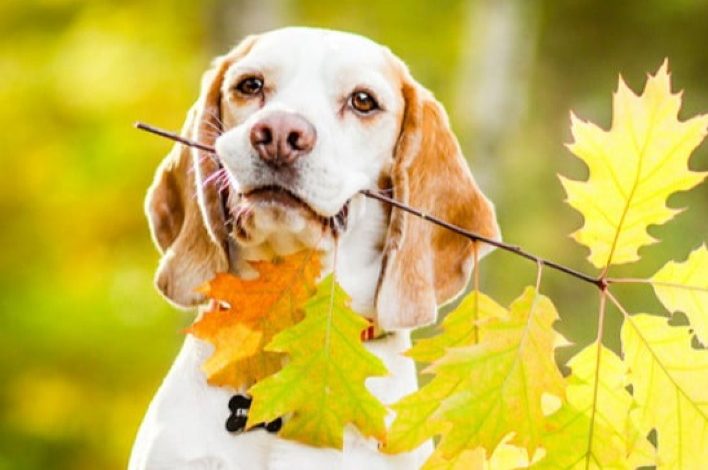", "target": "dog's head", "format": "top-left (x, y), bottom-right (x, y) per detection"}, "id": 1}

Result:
top-left (145, 27), bottom-right (499, 330)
